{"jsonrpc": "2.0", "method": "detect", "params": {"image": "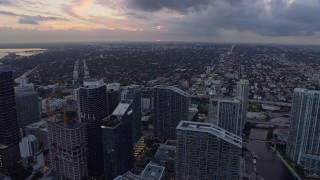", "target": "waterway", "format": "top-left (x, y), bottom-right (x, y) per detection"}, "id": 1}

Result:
top-left (249, 128), bottom-right (295, 180)
top-left (0, 48), bottom-right (46, 59)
